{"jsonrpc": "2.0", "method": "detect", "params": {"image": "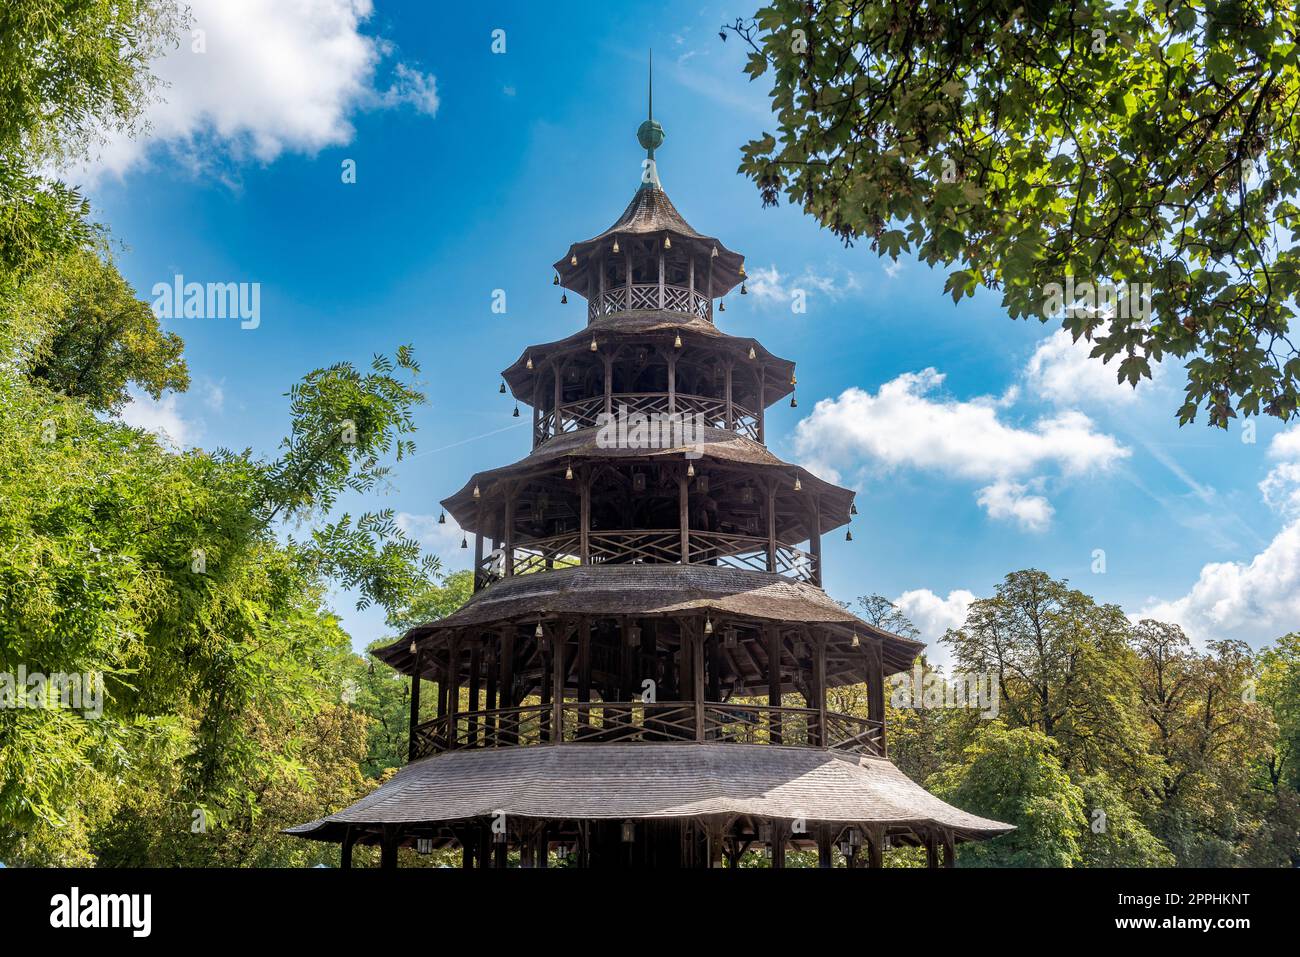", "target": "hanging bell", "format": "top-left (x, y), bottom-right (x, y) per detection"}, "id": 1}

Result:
top-left (793, 476), bottom-right (802, 491)
top-left (535, 622), bottom-right (544, 638)
top-left (663, 234), bottom-right (672, 249)
top-left (739, 264), bottom-right (747, 278)
top-left (560, 293), bottom-right (568, 304)
top-left (589, 336), bottom-right (598, 352)
top-left (851, 632), bottom-right (860, 648)
top-left (409, 640), bottom-right (418, 655)
top-left (472, 484), bottom-right (481, 499)
top-left (513, 404), bottom-right (520, 418)
top-left (438, 511), bottom-right (446, 524)
top-left (570, 253), bottom-right (578, 267)
top-left (499, 380), bottom-right (506, 394)
top-left (674, 332), bottom-right (682, 349)
top-left (460, 535), bottom-right (468, 549)
top-left (687, 461), bottom-right (695, 478)
top-left (612, 237), bottom-right (620, 254)
top-left (740, 282), bottom-right (747, 295)
top-left (791, 373), bottom-right (797, 386)
top-left (718, 300), bottom-right (726, 312)
top-left (526, 355), bottom-right (534, 370)
top-left (851, 503), bottom-right (858, 515)
top-left (790, 396), bottom-right (798, 408)
top-left (711, 246), bottom-right (718, 258)
top-left (704, 617), bottom-right (714, 635)
top-left (565, 463), bottom-right (574, 480)
top-left (553, 273), bottom-right (560, 285)
top-left (845, 528), bottom-right (853, 542)
top-left (748, 345), bottom-right (756, 359)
